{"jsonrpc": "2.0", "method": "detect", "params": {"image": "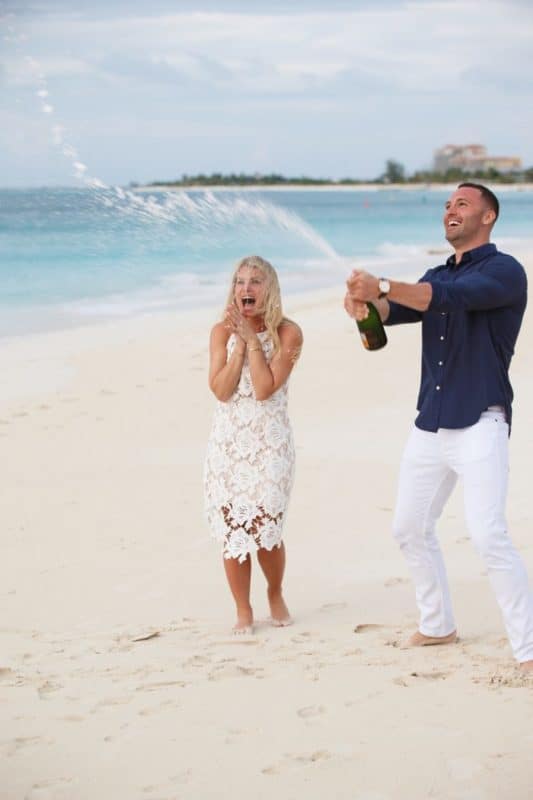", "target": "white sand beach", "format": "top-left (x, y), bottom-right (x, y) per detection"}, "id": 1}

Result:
top-left (2, 268), bottom-right (533, 800)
